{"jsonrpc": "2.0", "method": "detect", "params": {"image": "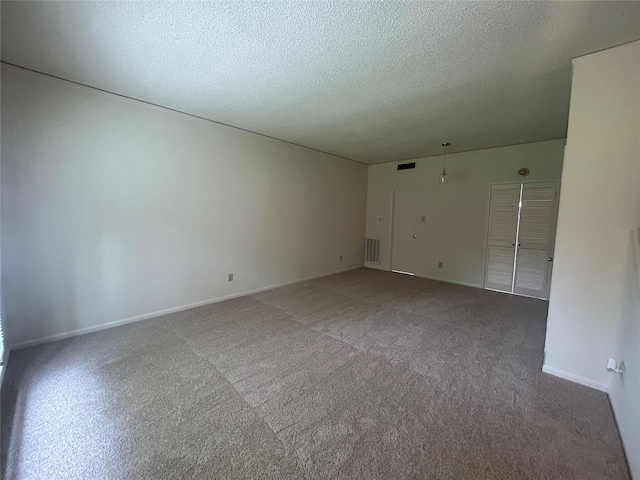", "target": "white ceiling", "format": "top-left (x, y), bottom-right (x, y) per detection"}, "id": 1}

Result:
top-left (2, 2), bottom-right (639, 164)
